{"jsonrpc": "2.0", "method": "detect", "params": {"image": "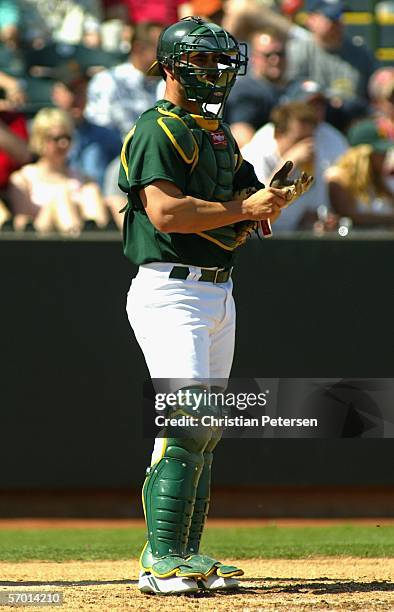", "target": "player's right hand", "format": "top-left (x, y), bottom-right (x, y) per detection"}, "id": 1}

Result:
top-left (241, 186), bottom-right (289, 221)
